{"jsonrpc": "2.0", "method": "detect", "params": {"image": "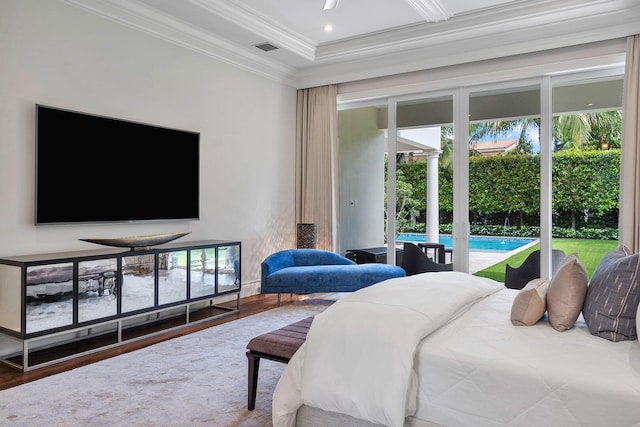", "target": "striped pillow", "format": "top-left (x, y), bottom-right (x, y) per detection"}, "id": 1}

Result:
top-left (582, 245), bottom-right (640, 342)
